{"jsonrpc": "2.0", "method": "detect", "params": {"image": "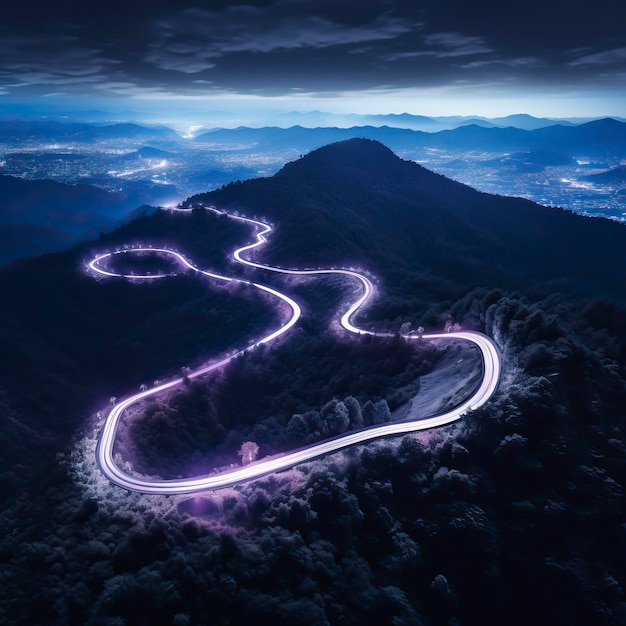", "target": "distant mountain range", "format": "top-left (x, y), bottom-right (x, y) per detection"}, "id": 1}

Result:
top-left (194, 118), bottom-right (626, 160)
top-left (0, 114), bottom-right (624, 147)
top-left (0, 120), bottom-right (179, 144)
top-left (274, 111), bottom-right (587, 131)
top-left (1, 109), bottom-right (583, 131)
